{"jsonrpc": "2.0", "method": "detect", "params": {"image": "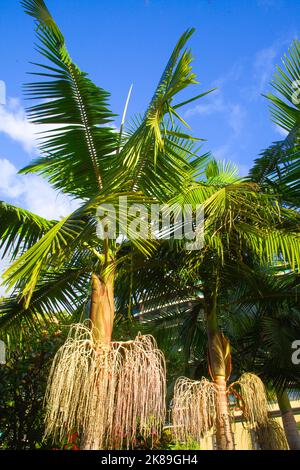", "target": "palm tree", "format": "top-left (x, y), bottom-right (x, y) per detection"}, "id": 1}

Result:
top-left (116, 160), bottom-right (300, 449)
top-left (1, 1), bottom-right (300, 451)
top-left (224, 267), bottom-right (300, 450)
top-left (248, 42), bottom-right (300, 449)
top-left (170, 160), bottom-right (300, 449)
top-left (250, 40), bottom-right (300, 209)
top-left (0, 0), bottom-right (212, 449)
top-left (276, 389), bottom-right (300, 450)
top-left (115, 38), bottom-right (300, 450)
